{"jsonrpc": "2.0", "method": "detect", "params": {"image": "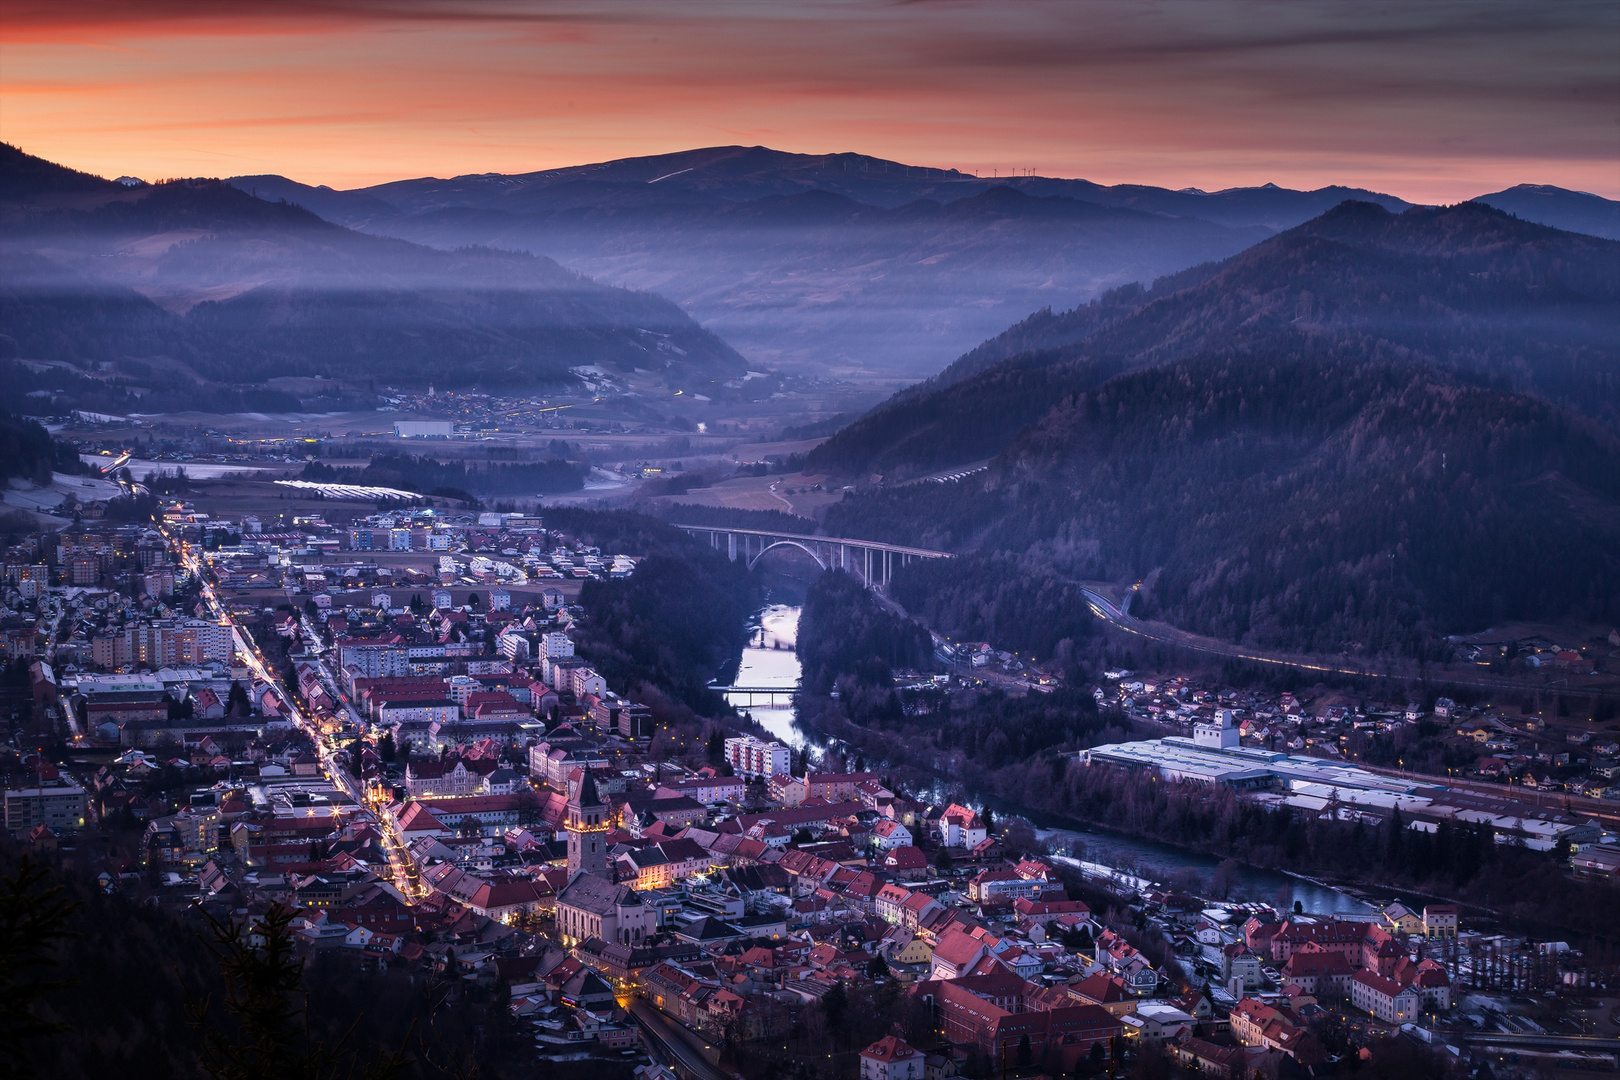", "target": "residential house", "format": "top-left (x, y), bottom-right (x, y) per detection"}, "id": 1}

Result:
top-left (1229, 998), bottom-right (1322, 1062)
top-left (861, 1036), bottom-right (926, 1080)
